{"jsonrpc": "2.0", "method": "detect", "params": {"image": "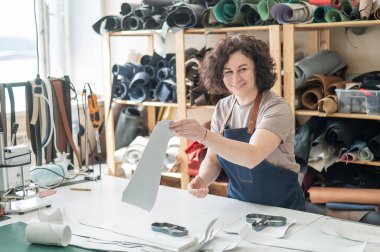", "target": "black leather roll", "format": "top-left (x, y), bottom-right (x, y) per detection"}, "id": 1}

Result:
top-left (112, 63), bottom-right (138, 80)
top-left (134, 5), bottom-right (154, 18)
top-left (140, 55), bottom-right (151, 66)
top-left (114, 107), bottom-right (142, 150)
top-left (166, 54), bottom-right (176, 69)
top-left (368, 134), bottom-right (380, 157)
top-left (120, 3), bottom-right (140, 16)
top-left (142, 0), bottom-right (173, 8)
top-left (129, 72), bottom-right (151, 89)
top-left (200, 8), bottom-right (223, 28)
top-left (143, 15), bottom-right (164, 29)
top-left (114, 80), bottom-right (129, 99)
top-left (165, 3), bottom-right (205, 28)
top-left (128, 85), bottom-right (149, 102)
top-left (241, 4), bottom-right (263, 26)
top-left (144, 65), bottom-right (157, 79)
top-left (156, 67), bottom-right (172, 81)
top-left (154, 79), bottom-right (177, 102)
top-left (324, 118), bottom-right (361, 150)
top-left (157, 59), bottom-right (167, 69)
top-left (123, 16), bottom-right (143, 30)
top-left (92, 16), bottom-right (121, 34)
